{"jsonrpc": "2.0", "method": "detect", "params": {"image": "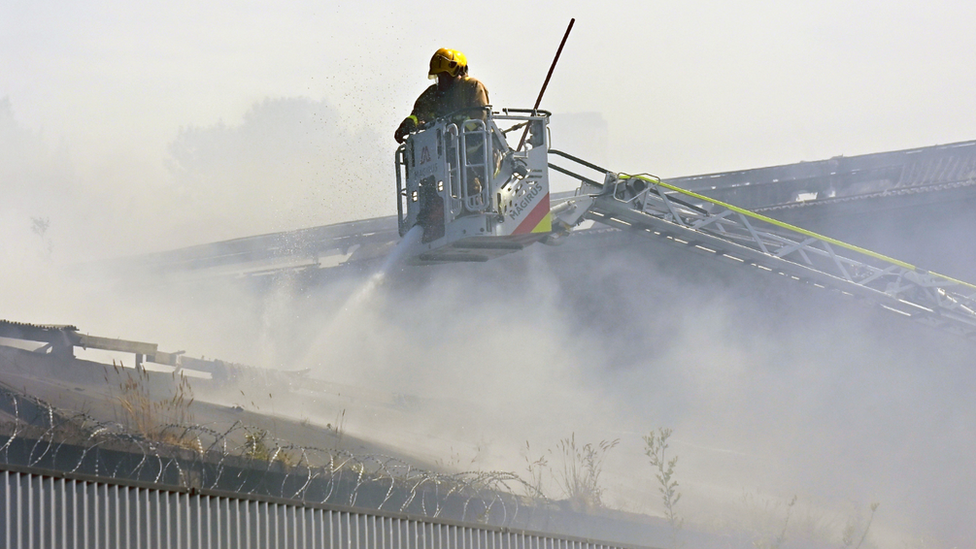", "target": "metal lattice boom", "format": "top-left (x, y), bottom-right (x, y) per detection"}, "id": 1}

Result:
top-left (549, 151), bottom-right (976, 339)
